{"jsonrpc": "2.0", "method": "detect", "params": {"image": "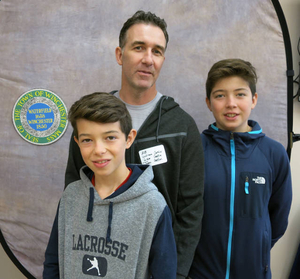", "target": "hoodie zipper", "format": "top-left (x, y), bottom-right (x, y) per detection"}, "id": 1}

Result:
top-left (225, 133), bottom-right (236, 279)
